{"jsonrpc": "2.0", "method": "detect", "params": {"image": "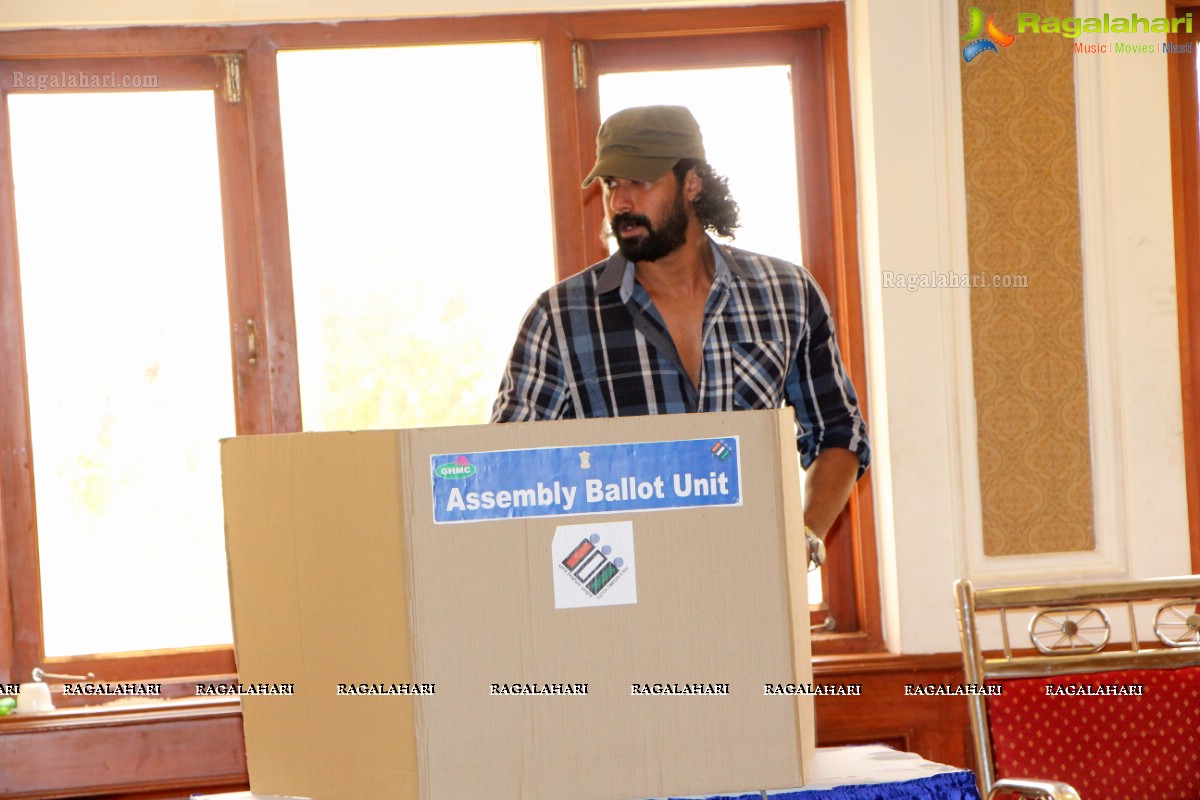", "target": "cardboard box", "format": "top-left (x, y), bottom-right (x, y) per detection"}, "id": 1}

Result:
top-left (220, 408), bottom-right (814, 800)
